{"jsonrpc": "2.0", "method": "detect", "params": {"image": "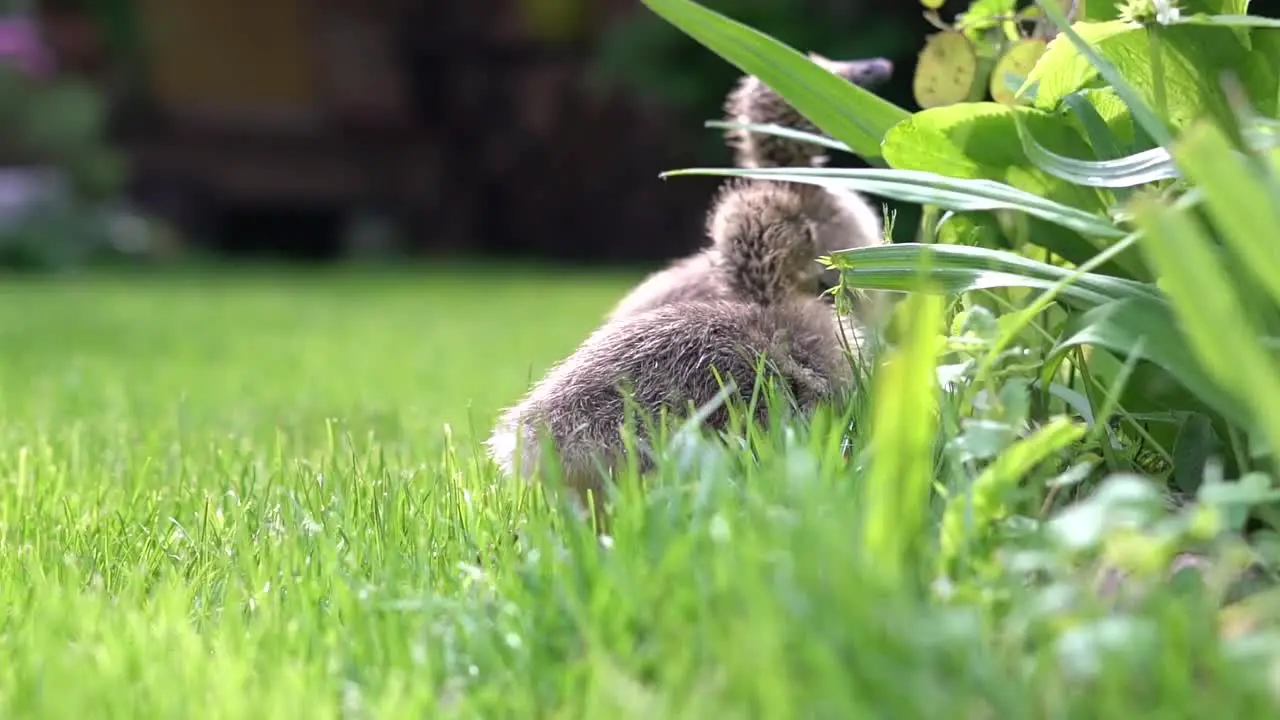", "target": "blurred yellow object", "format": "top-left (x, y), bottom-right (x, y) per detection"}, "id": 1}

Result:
top-left (990, 38), bottom-right (1047, 106)
top-left (519, 0), bottom-right (594, 43)
top-left (134, 0), bottom-right (319, 128)
top-left (913, 31), bottom-right (979, 109)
